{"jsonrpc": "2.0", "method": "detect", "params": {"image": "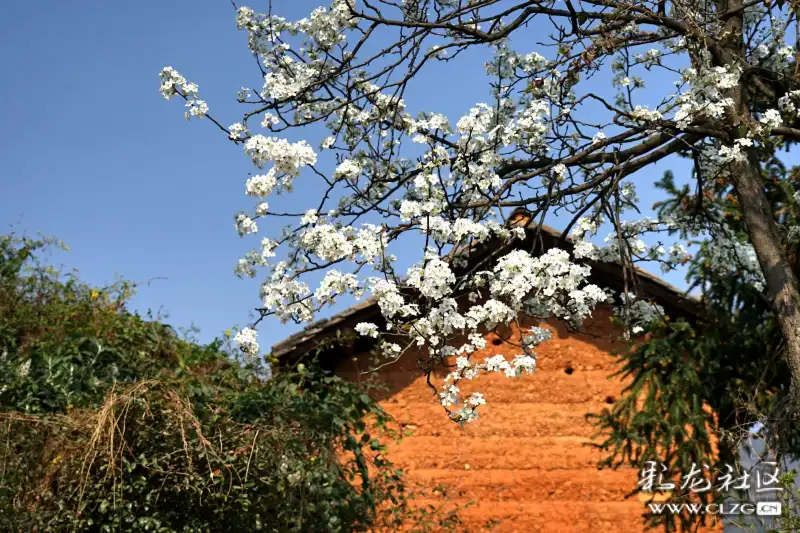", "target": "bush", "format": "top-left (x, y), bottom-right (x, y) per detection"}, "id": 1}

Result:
top-left (0, 233), bottom-right (222, 414)
top-left (0, 233), bottom-right (466, 532)
top-left (3, 370), bottom-right (405, 532)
